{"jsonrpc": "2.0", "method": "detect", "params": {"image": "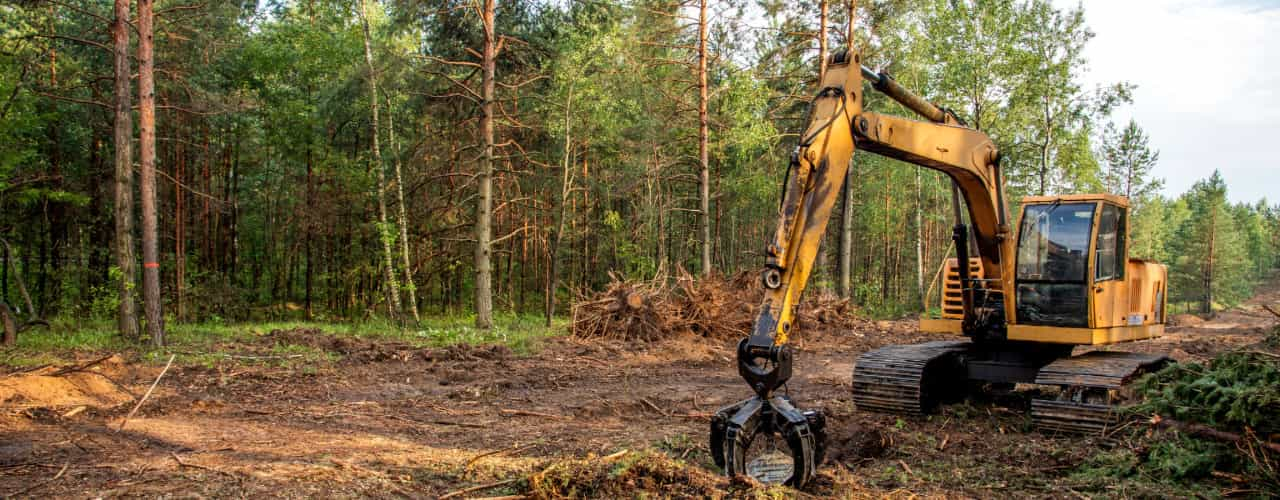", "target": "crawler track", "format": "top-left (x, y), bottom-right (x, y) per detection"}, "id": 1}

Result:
top-left (851, 340), bottom-right (971, 415)
top-left (1031, 351), bottom-right (1171, 433)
